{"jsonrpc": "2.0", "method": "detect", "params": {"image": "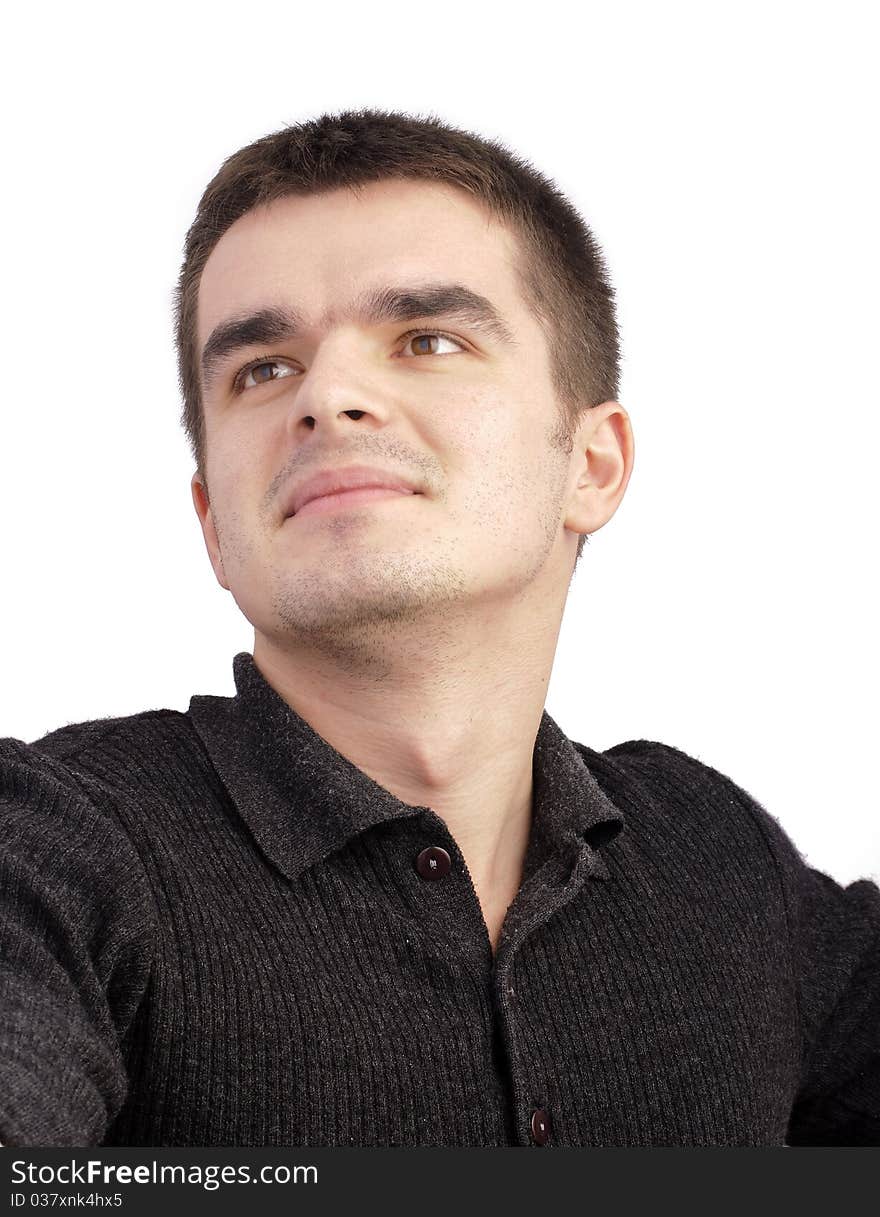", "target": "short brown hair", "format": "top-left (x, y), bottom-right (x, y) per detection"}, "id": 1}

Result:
top-left (174, 108), bottom-right (621, 567)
